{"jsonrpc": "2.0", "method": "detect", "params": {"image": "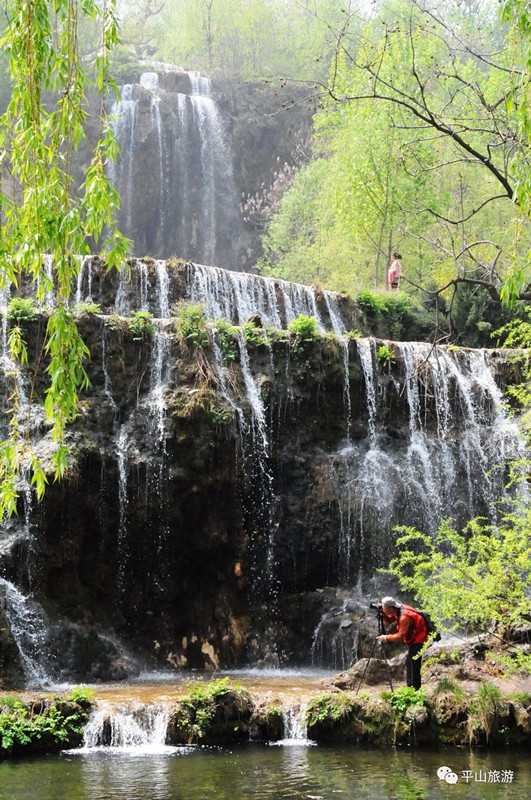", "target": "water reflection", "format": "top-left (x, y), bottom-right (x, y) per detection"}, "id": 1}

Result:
top-left (0, 746), bottom-right (528, 800)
